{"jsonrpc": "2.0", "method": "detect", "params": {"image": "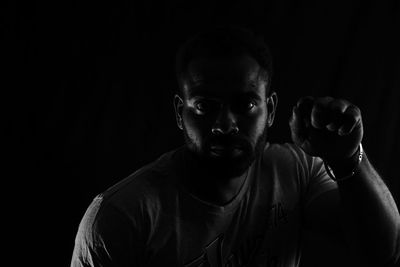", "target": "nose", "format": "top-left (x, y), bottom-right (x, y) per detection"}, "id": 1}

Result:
top-left (211, 105), bottom-right (239, 135)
